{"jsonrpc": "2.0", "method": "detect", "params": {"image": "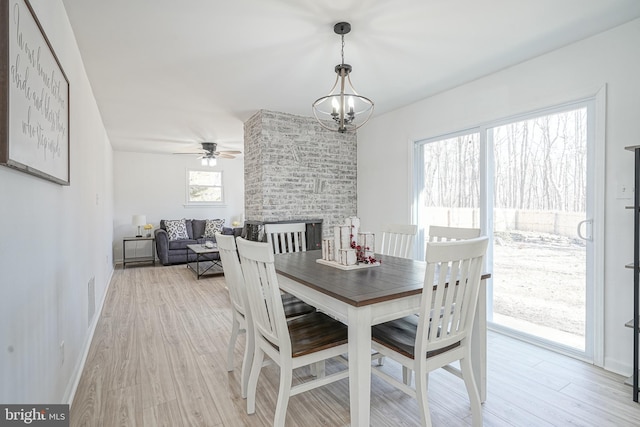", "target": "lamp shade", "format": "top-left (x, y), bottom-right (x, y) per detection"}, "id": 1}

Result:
top-left (132, 214), bottom-right (147, 226)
